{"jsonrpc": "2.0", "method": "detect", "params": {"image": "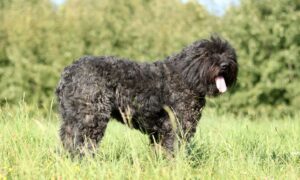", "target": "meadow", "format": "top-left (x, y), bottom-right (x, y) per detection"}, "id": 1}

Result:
top-left (1, 0), bottom-right (299, 179)
top-left (1, 104), bottom-right (299, 179)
